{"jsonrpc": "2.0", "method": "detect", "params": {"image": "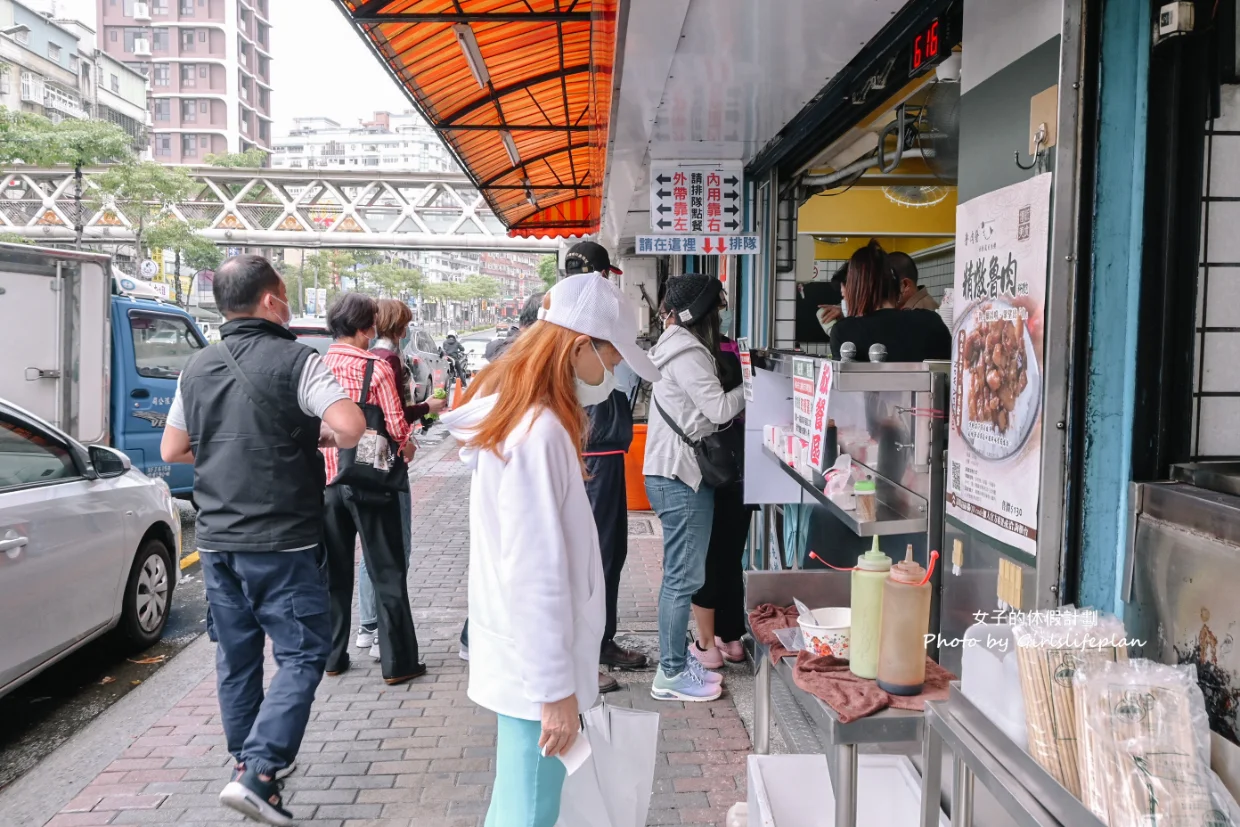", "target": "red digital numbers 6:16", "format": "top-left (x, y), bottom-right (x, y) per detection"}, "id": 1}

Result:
top-left (927, 20), bottom-right (939, 58)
